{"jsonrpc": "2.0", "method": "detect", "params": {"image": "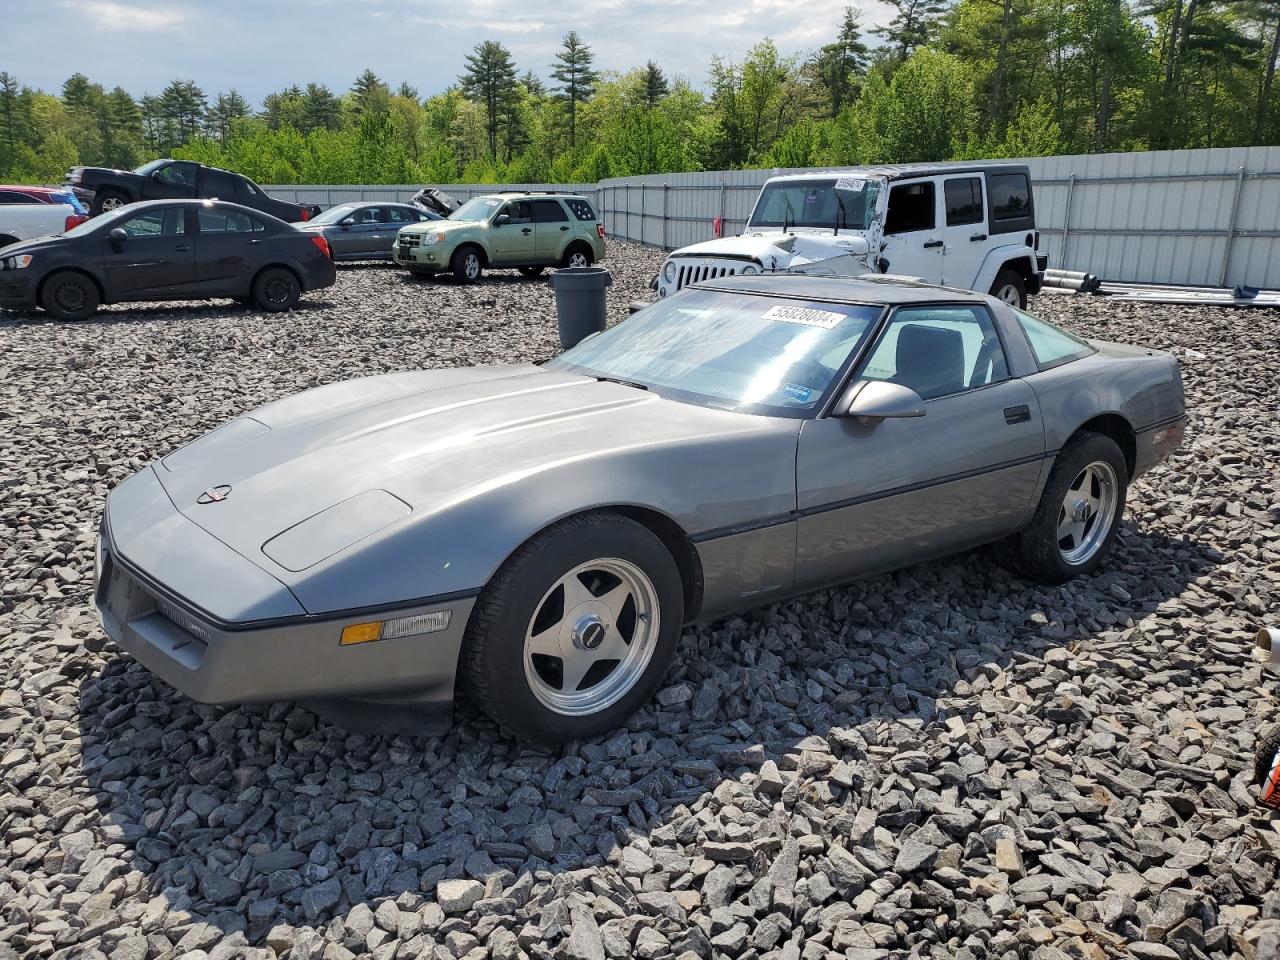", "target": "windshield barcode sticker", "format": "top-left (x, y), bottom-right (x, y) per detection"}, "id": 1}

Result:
top-left (835, 177), bottom-right (865, 192)
top-left (762, 304), bottom-right (846, 329)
